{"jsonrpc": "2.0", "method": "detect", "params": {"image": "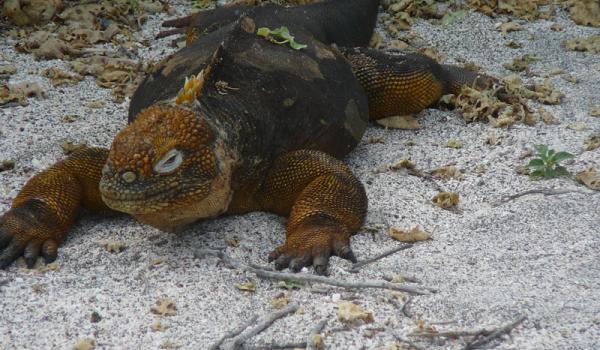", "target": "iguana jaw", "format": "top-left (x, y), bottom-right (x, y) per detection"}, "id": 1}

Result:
top-left (99, 104), bottom-right (237, 232)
